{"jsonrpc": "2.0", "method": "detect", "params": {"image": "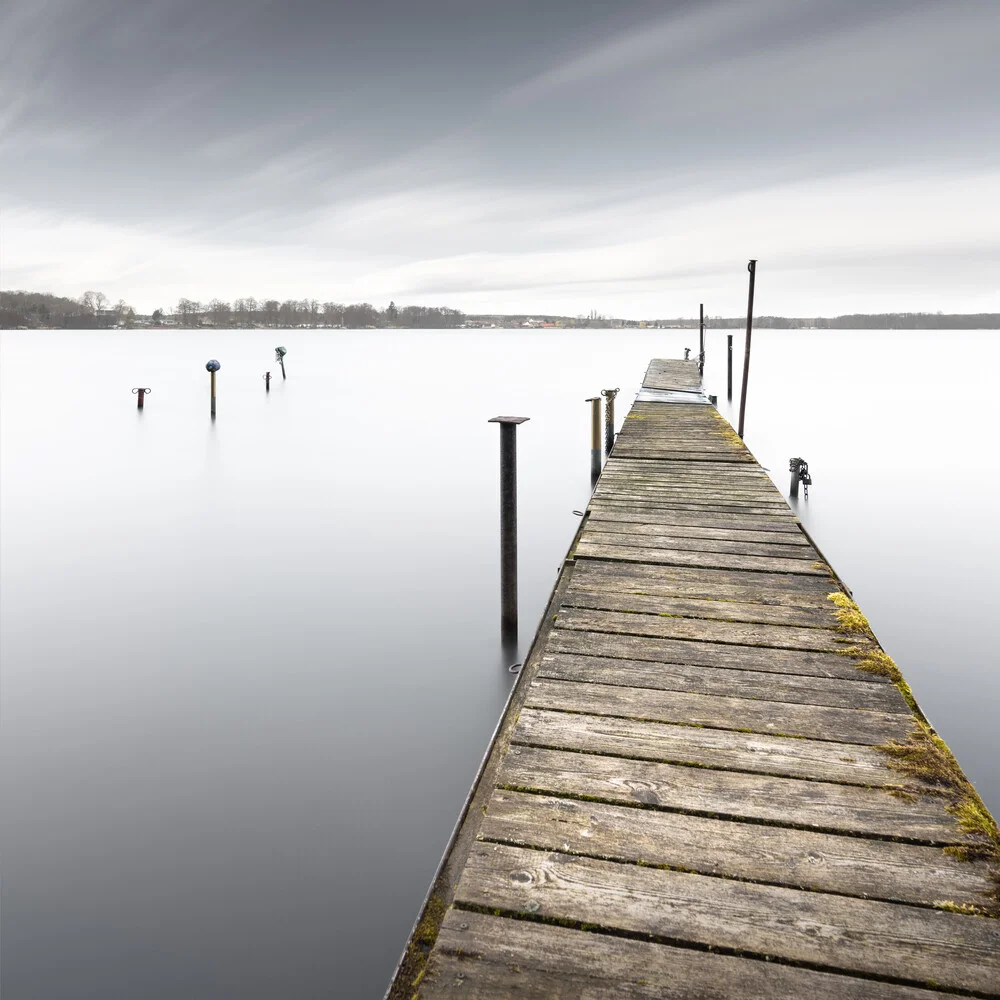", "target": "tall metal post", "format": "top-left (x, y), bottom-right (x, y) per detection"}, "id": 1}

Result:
top-left (488, 416), bottom-right (529, 640)
top-left (737, 260), bottom-right (757, 440)
top-left (727, 334), bottom-right (733, 400)
top-left (601, 387), bottom-right (619, 457)
top-left (586, 397), bottom-right (601, 484)
top-left (275, 346), bottom-right (287, 379)
top-left (206, 360), bottom-right (221, 418)
top-left (699, 303), bottom-right (705, 375)
top-left (132, 387), bottom-right (150, 409)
